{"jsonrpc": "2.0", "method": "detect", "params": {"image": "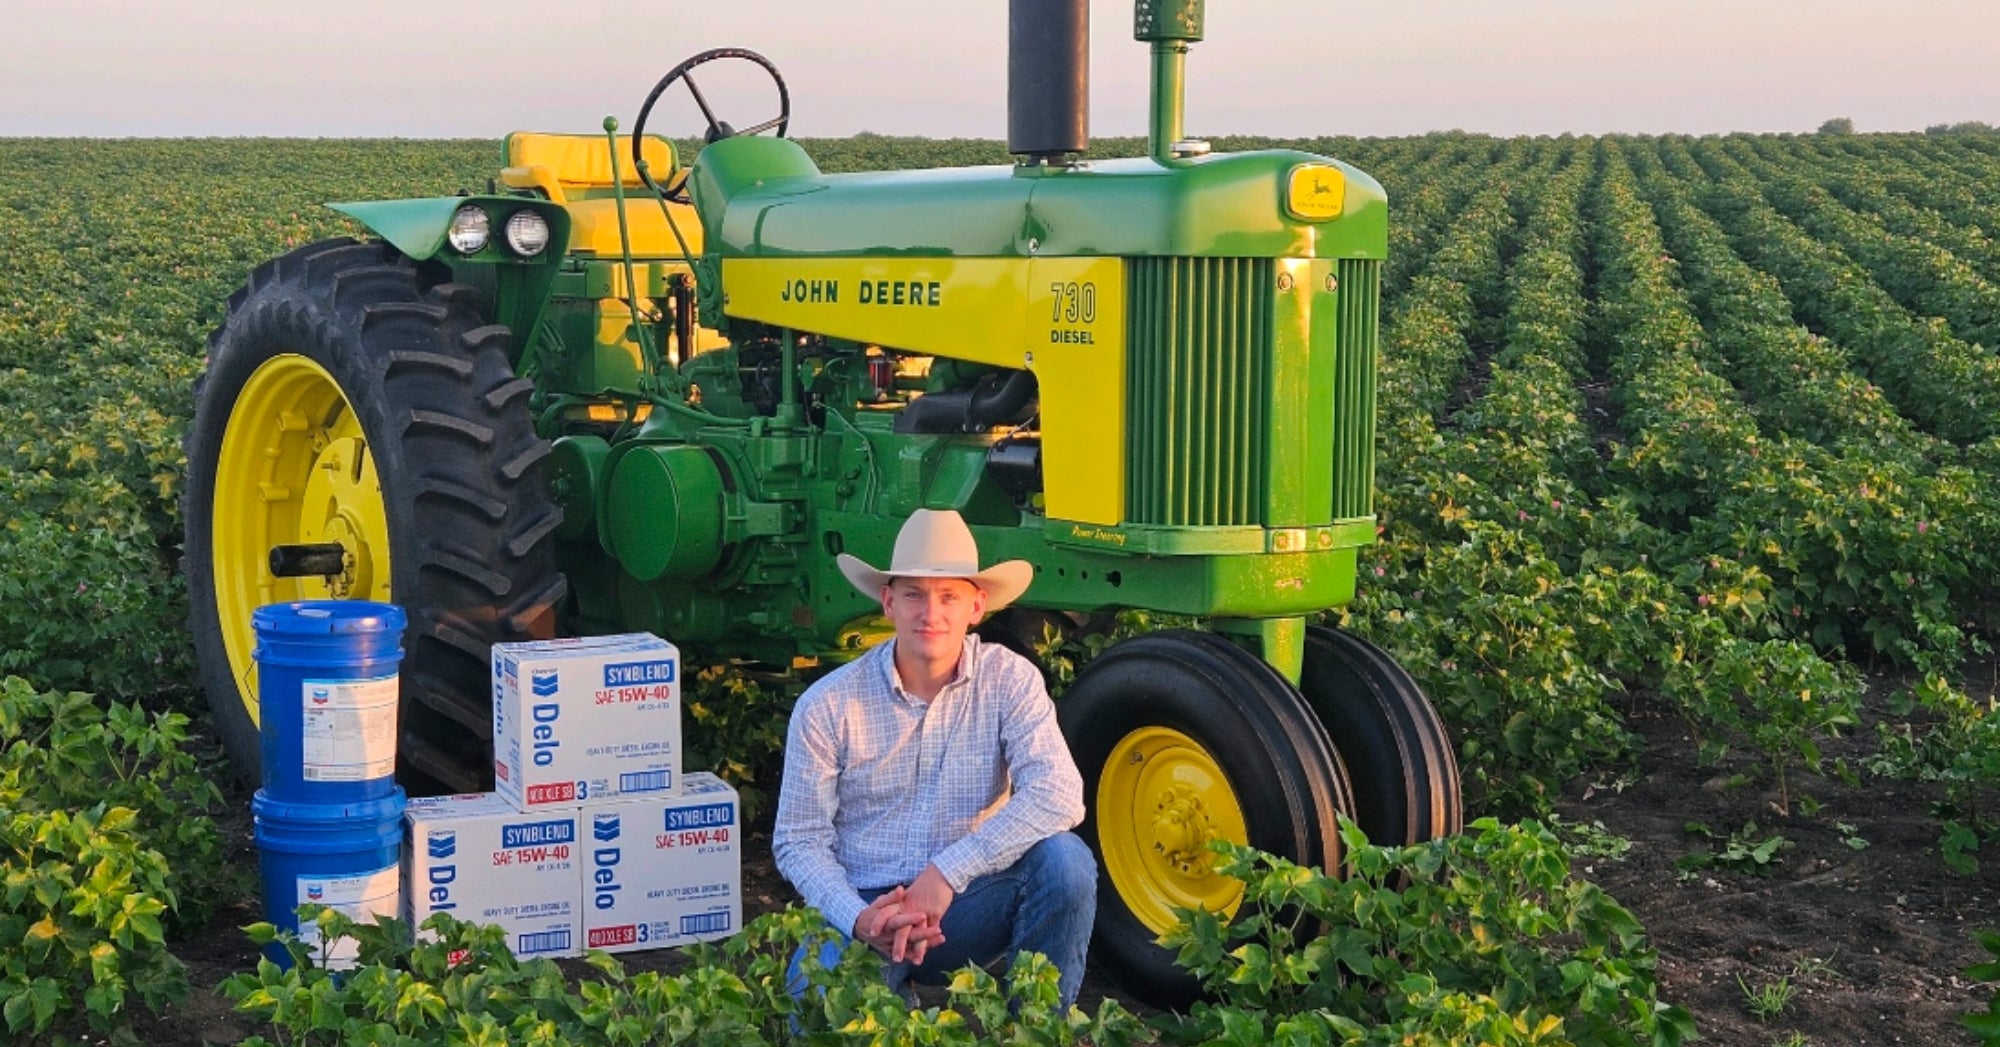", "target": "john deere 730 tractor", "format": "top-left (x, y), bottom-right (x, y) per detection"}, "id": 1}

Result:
top-left (185, 0), bottom-right (1460, 1003)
